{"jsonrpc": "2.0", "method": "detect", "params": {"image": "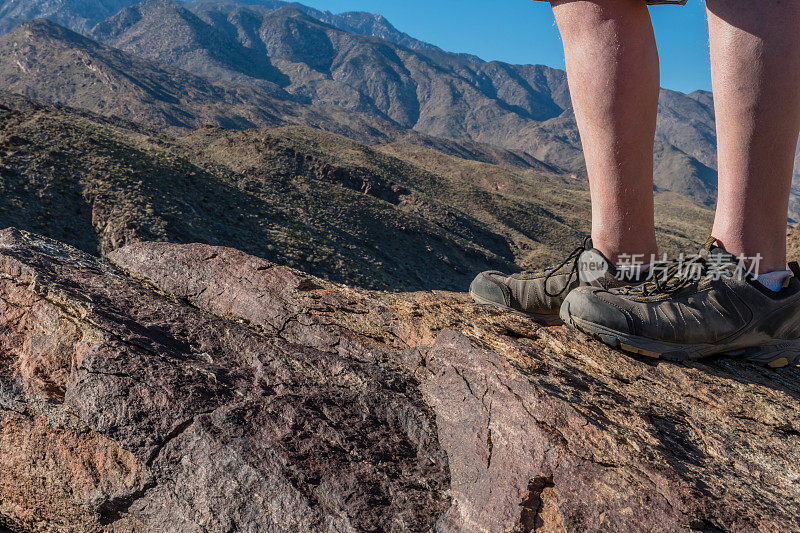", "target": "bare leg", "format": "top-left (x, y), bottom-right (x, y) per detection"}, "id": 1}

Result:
top-left (707, 0), bottom-right (800, 273)
top-left (552, 0), bottom-right (660, 264)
